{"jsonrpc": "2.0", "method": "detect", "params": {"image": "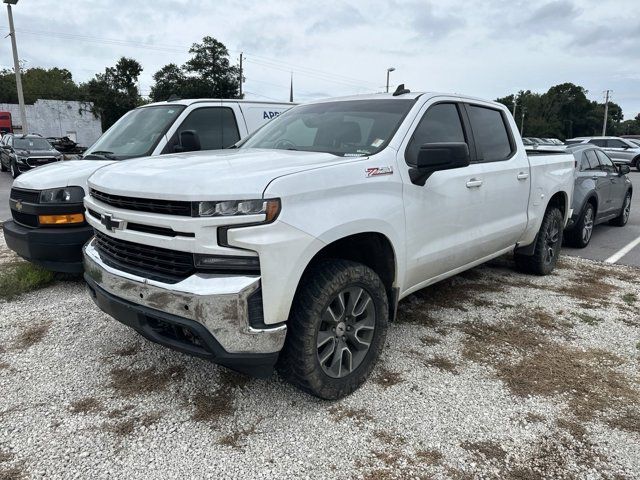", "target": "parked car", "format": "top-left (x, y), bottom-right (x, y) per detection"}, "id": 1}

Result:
top-left (564, 136), bottom-right (640, 170)
top-left (0, 134), bottom-right (62, 178)
top-left (3, 99), bottom-right (293, 273)
top-left (82, 90), bottom-right (575, 399)
top-left (563, 144), bottom-right (632, 248)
